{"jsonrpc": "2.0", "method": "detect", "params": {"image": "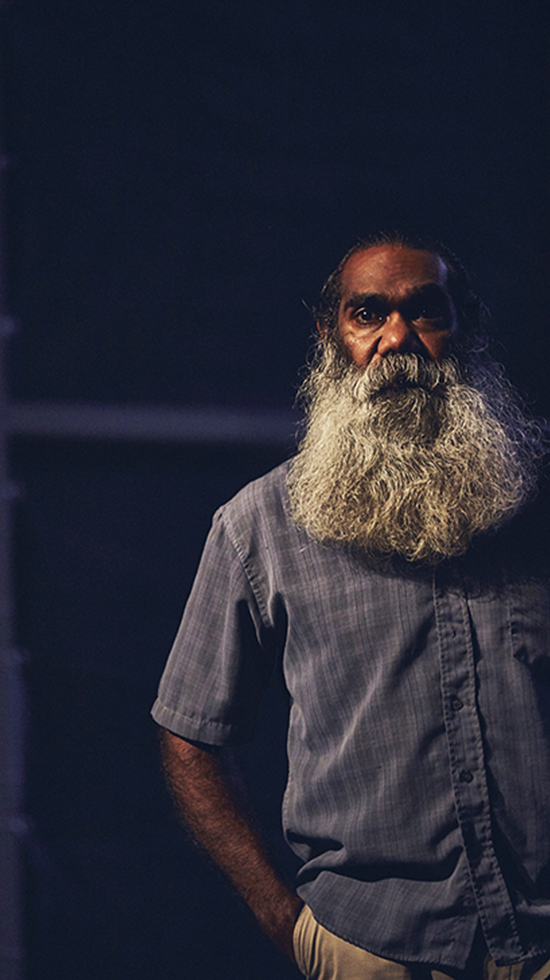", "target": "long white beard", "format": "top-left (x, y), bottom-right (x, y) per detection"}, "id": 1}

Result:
top-left (287, 345), bottom-right (541, 563)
